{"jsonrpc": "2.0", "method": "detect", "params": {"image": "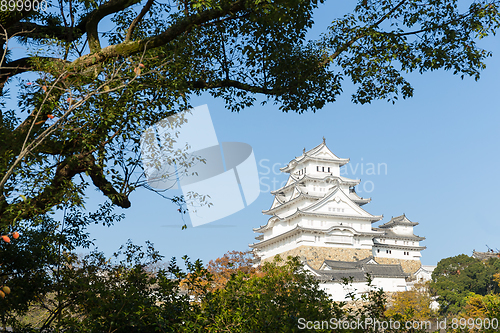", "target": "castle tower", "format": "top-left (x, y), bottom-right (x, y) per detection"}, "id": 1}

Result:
top-left (250, 140), bottom-right (425, 274)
